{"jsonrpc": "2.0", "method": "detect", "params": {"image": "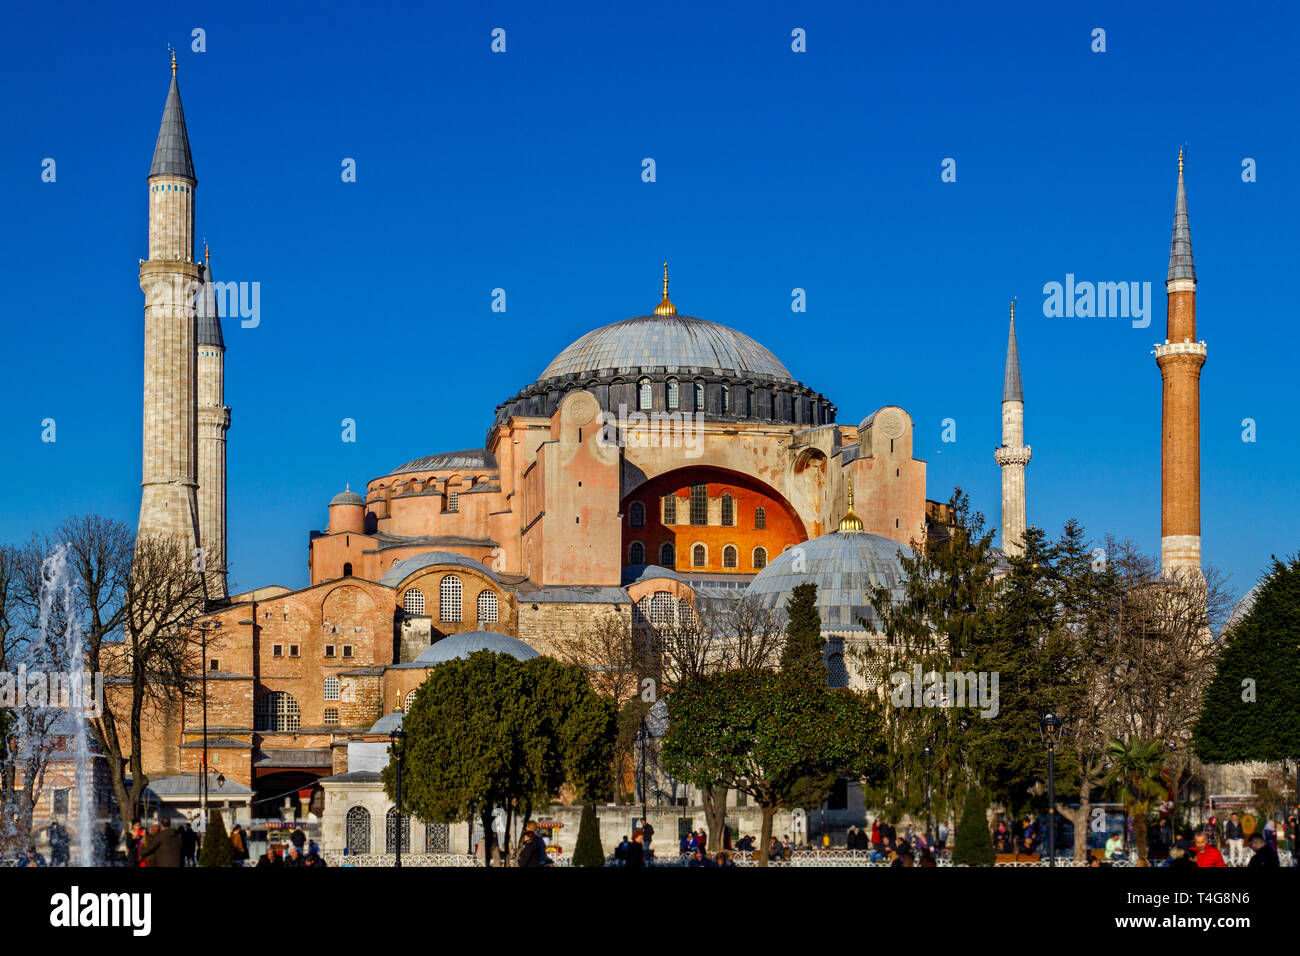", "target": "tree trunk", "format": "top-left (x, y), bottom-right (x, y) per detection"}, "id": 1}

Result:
top-left (703, 786), bottom-right (727, 853)
top-left (757, 804), bottom-right (776, 868)
top-left (1134, 812), bottom-right (1149, 865)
